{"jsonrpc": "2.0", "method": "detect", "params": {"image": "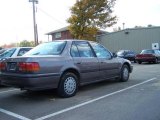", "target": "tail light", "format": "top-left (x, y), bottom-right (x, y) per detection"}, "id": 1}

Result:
top-left (0, 62), bottom-right (6, 71)
top-left (18, 62), bottom-right (40, 72)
